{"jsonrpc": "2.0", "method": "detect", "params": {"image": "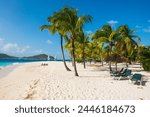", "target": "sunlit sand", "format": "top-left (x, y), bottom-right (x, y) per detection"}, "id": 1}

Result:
top-left (0, 62), bottom-right (149, 100)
